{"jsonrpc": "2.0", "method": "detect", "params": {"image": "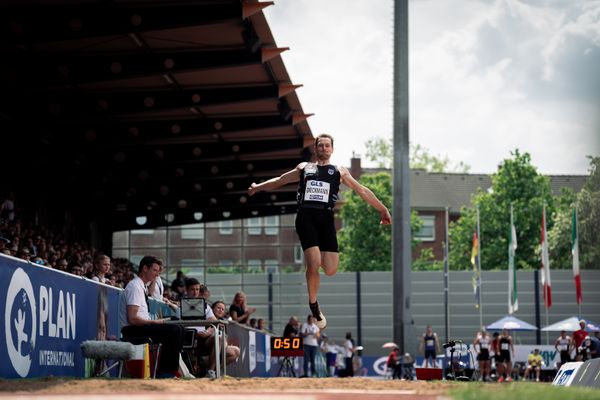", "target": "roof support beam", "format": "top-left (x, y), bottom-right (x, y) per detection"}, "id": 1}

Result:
top-left (8, 48), bottom-right (291, 87)
top-left (2, 2), bottom-right (243, 44)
